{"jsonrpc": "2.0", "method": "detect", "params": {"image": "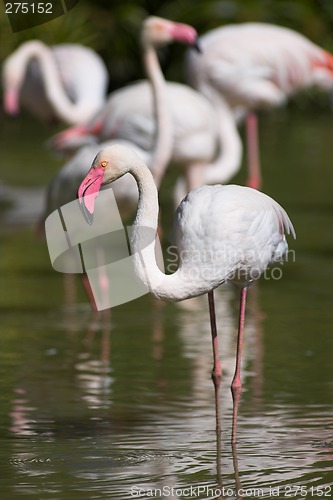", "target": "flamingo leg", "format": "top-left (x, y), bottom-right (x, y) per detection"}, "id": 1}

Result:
top-left (186, 162), bottom-right (206, 193)
top-left (231, 286), bottom-right (248, 444)
top-left (81, 274), bottom-right (98, 311)
top-left (246, 112), bottom-right (262, 190)
top-left (81, 245), bottom-right (111, 315)
top-left (208, 290), bottom-right (222, 434)
top-left (95, 246), bottom-right (113, 327)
